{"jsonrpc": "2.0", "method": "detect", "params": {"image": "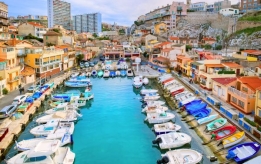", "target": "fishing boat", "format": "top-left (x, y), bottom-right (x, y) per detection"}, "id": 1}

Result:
top-left (191, 108), bottom-right (212, 120)
top-left (32, 91), bottom-right (42, 100)
top-left (49, 101), bottom-right (68, 108)
top-left (211, 125), bottom-right (237, 141)
top-left (7, 140), bottom-right (75, 164)
top-left (164, 81), bottom-right (179, 90)
top-left (222, 131), bottom-right (245, 148)
top-left (174, 91), bottom-right (189, 99)
top-left (243, 155), bottom-right (261, 164)
top-left (120, 70), bottom-right (127, 77)
top-left (176, 92), bottom-right (194, 102)
top-left (158, 74), bottom-right (172, 82)
top-left (162, 77), bottom-right (175, 85)
top-left (71, 72), bottom-right (79, 78)
top-left (197, 114), bottom-right (218, 125)
top-left (157, 149), bottom-right (203, 164)
top-left (103, 70), bottom-right (110, 78)
top-left (153, 122), bottom-right (181, 135)
top-left (143, 95), bottom-right (160, 101)
top-left (186, 103), bottom-right (208, 115)
top-left (143, 77), bottom-right (149, 85)
top-left (109, 70), bottom-right (116, 78)
top-left (17, 102), bottom-right (33, 113)
top-left (179, 97), bottom-right (197, 107)
top-left (140, 89), bottom-right (158, 95)
top-left (206, 118), bottom-right (227, 132)
top-left (142, 105), bottom-right (168, 113)
top-left (116, 70), bottom-right (121, 76)
top-left (142, 92), bottom-right (159, 97)
top-left (133, 76), bottom-right (143, 88)
top-left (145, 112), bottom-right (175, 124)
top-left (127, 68), bottom-right (133, 77)
top-left (152, 132), bottom-right (191, 149)
top-left (30, 120), bottom-right (74, 137)
top-left (35, 110), bottom-right (82, 124)
top-left (98, 70), bottom-right (104, 77)
top-left (65, 78), bottom-right (92, 87)
top-left (142, 101), bottom-right (165, 107)
top-left (51, 90), bottom-right (81, 102)
top-left (226, 142), bottom-right (260, 163)
top-left (45, 104), bottom-right (78, 115)
top-left (15, 133), bottom-right (72, 151)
